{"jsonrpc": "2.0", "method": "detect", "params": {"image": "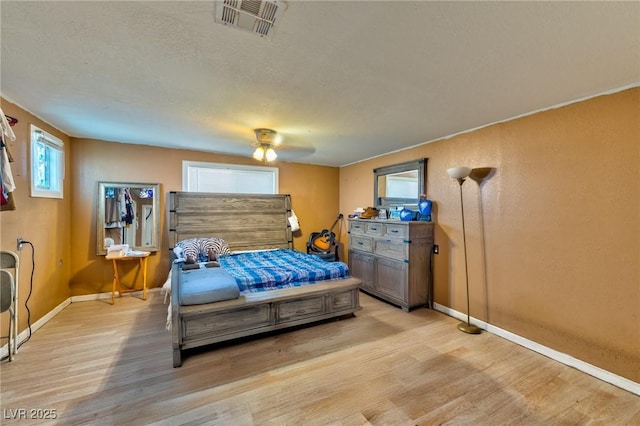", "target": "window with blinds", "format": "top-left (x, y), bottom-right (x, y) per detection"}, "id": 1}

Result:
top-left (182, 160), bottom-right (278, 194)
top-left (30, 124), bottom-right (64, 199)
